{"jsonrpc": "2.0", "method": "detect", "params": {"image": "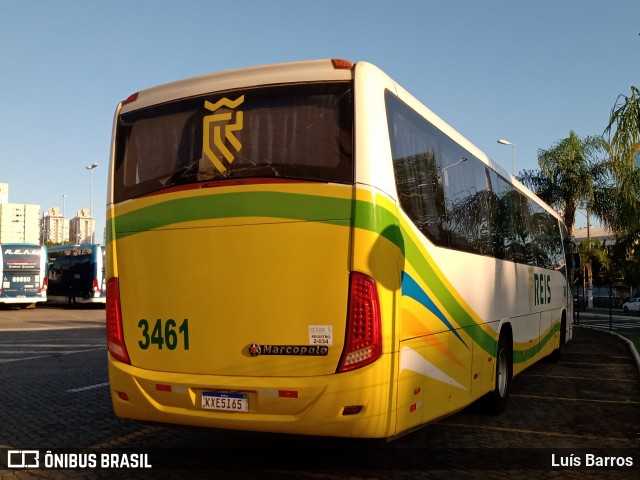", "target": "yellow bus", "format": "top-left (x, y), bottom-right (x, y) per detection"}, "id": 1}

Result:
top-left (106, 59), bottom-right (576, 439)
